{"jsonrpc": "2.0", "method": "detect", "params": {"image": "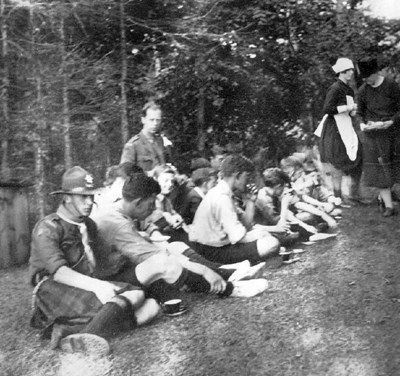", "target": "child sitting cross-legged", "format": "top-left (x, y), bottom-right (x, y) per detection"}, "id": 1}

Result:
top-left (280, 156), bottom-right (340, 229)
top-left (256, 168), bottom-right (337, 242)
top-left (289, 152), bottom-right (342, 213)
